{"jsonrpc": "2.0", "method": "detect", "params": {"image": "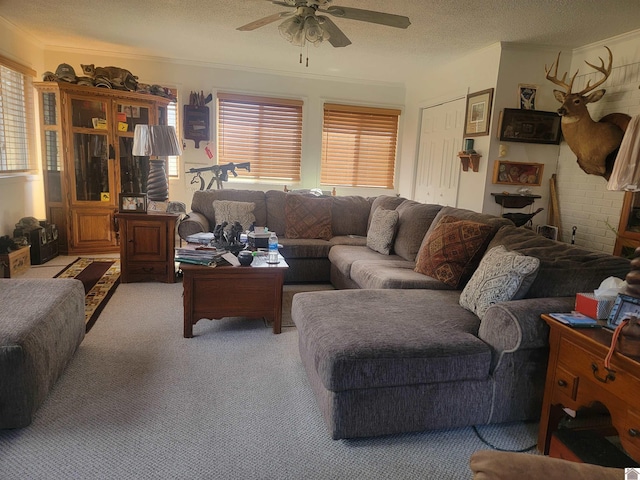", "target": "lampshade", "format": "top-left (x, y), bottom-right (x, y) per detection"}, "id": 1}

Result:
top-left (278, 14), bottom-right (327, 47)
top-left (133, 125), bottom-right (182, 157)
